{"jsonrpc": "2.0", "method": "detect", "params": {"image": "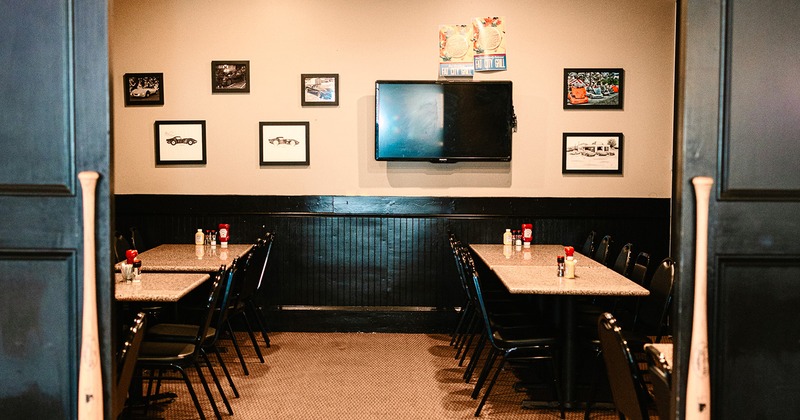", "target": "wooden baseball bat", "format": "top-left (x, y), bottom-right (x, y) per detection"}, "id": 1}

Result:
top-left (77, 171), bottom-right (103, 419)
top-left (687, 176), bottom-right (713, 420)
